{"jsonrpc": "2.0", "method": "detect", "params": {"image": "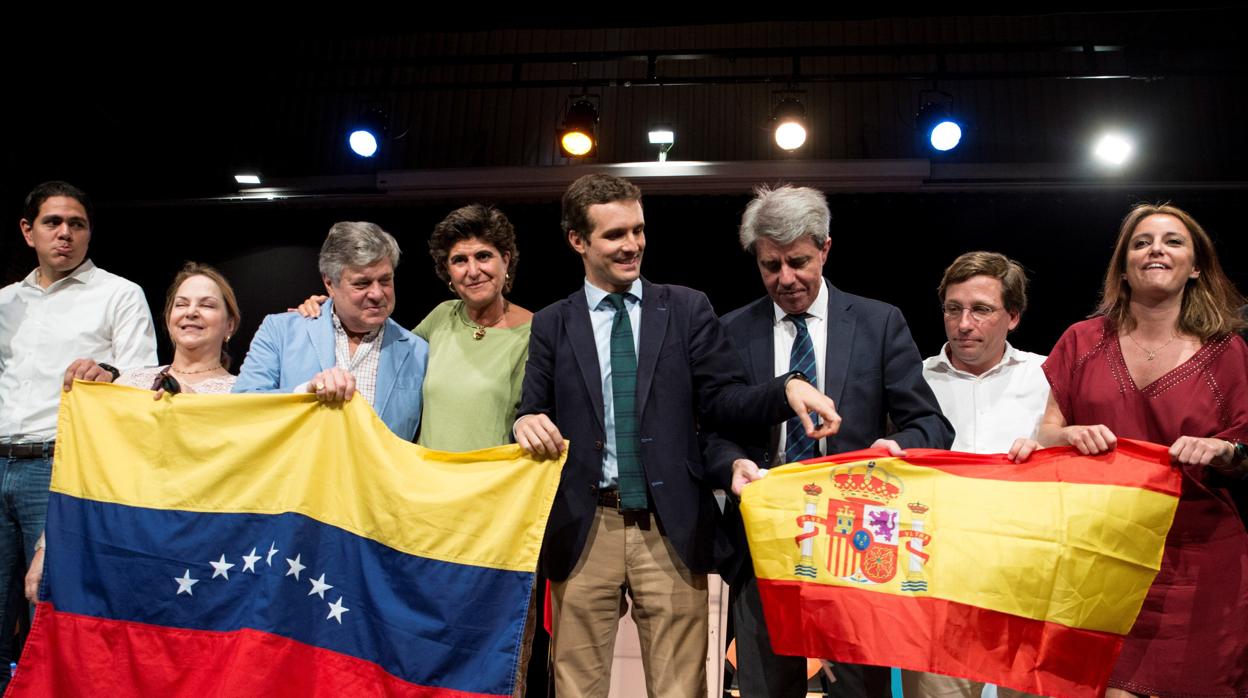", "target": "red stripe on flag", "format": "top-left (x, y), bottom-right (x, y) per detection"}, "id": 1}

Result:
top-left (9, 604), bottom-right (504, 698)
top-left (757, 579), bottom-right (1123, 698)
top-left (796, 438), bottom-right (1181, 496)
